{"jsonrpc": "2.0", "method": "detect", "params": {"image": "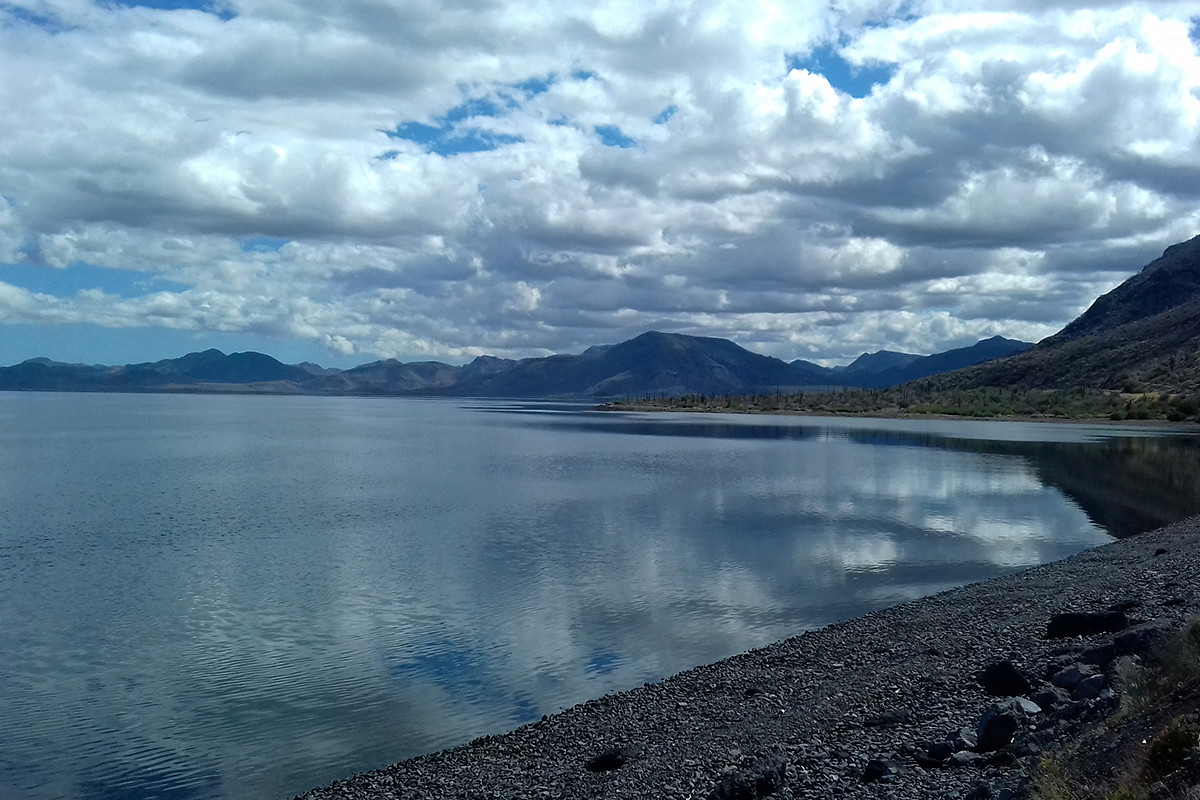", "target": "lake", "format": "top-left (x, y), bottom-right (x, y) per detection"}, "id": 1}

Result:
top-left (2, 393), bottom-right (1199, 800)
